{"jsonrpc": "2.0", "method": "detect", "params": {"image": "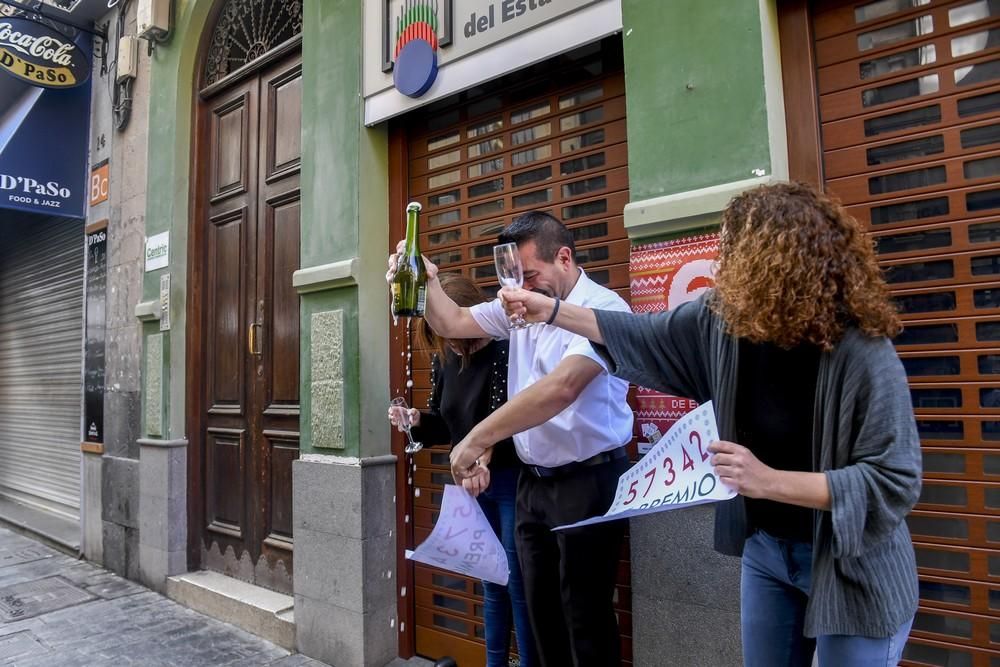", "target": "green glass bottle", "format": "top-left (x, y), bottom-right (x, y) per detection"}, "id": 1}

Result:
top-left (391, 202), bottom-right (427, 318)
